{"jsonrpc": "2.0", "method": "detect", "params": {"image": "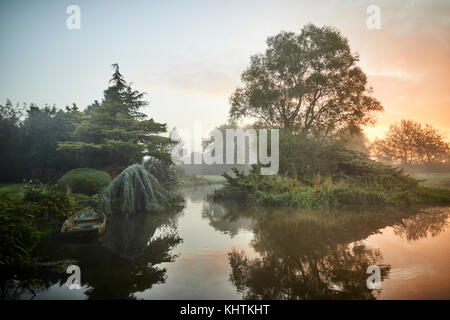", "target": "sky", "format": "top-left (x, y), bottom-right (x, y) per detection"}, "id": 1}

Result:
top-left (0, 0), bottom-right (449, 141)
